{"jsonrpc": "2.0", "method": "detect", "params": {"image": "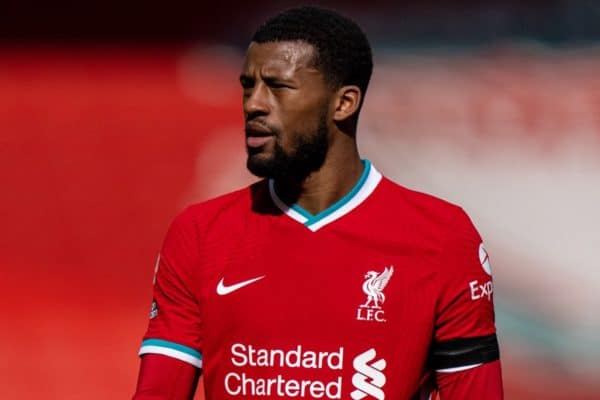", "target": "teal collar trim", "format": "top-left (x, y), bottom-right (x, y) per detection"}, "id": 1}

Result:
top-left (268, 160), bottom-right (382, 232)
